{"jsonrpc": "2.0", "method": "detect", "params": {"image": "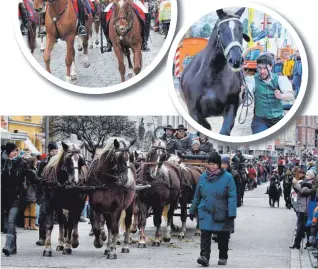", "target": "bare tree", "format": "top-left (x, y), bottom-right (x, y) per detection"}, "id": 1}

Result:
top-left (50, 116), bottom-right (137, 158)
